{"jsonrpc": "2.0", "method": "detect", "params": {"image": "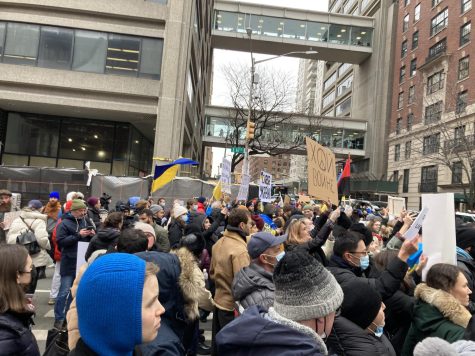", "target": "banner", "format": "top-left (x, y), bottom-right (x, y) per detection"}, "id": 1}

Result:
top-left (221, 158), bottom-right (232, 194)
top-left (388, 196), bottom-right (406, 216)
top-left (306, 137), bottom-right (338, 203)
top-left (259, 171), bottom-right (272, 203)
top-left (76, 241), bottom-right (90, 275)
